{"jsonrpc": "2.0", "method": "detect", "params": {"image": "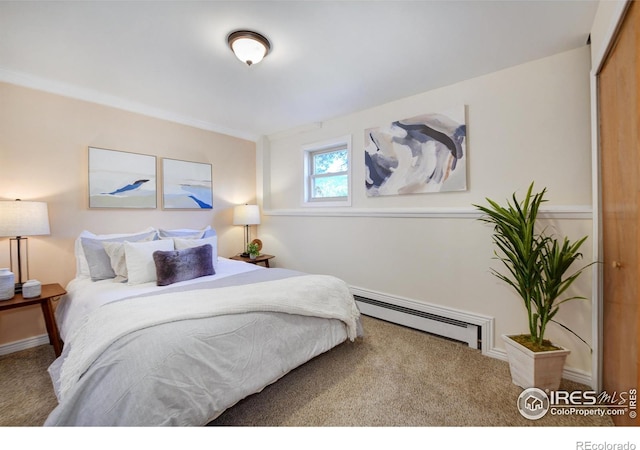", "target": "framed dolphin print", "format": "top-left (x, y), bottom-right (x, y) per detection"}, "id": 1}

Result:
top-left (161, 158), bottom-right (213, 210)
top-left (88, 147), bottom-right (157, 208)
